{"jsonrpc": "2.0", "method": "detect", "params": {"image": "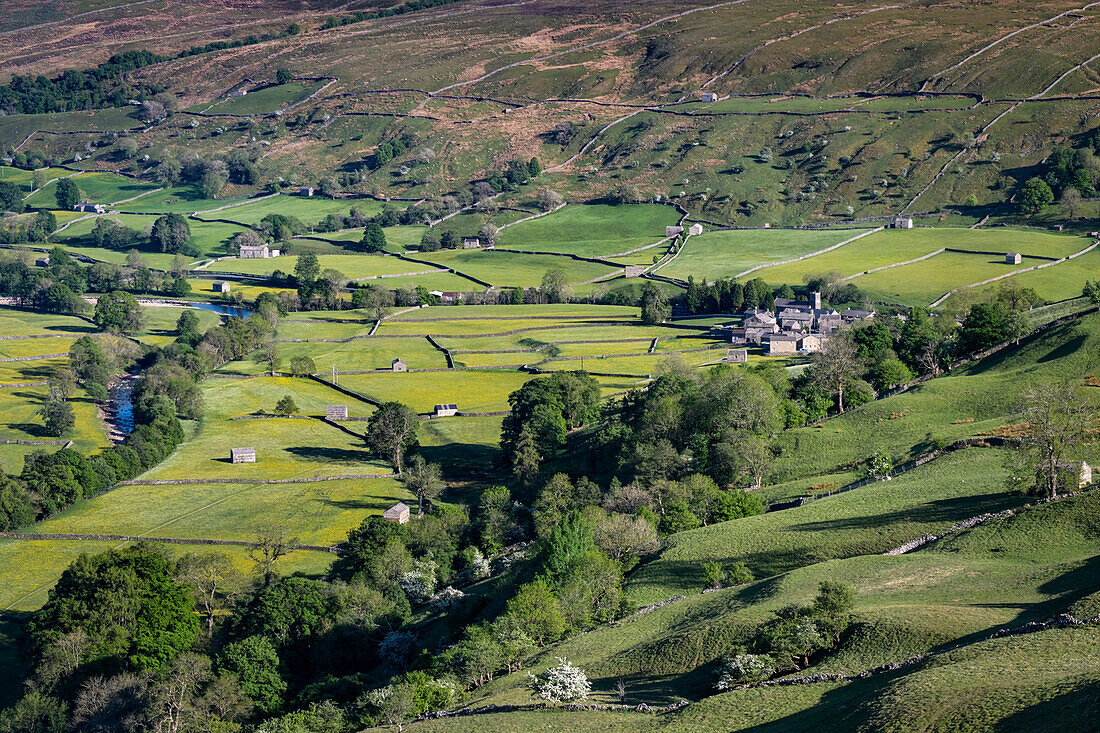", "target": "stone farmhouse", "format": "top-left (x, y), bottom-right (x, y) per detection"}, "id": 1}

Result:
top-left (230, 447), bottom-right (256, 463)
top-left (711, 291), bottom-right (874, 355)
top-left (239, 243), bottom-right (280, 258)
top-left (73, 202), bottom-right (106, 213)
top-left (383, 502), bottom-right (411, 523)
top-left (462, 237), bottom-right (482, 249)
